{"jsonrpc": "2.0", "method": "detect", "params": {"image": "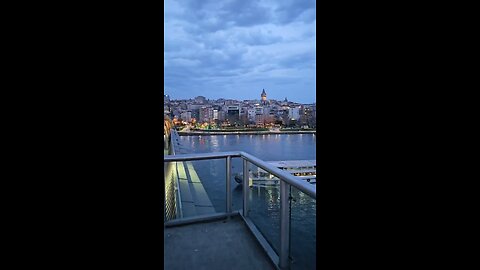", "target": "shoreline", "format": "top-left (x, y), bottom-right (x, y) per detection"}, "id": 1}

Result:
top-left (177, 130), bottom-right (316, 136)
